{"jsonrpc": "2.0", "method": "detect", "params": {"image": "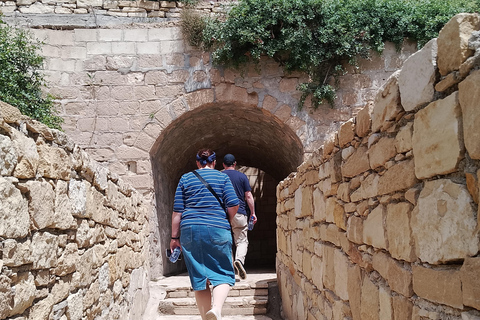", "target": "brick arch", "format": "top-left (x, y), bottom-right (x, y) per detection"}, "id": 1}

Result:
top-left (150, 101), bottom-right (303, 275)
